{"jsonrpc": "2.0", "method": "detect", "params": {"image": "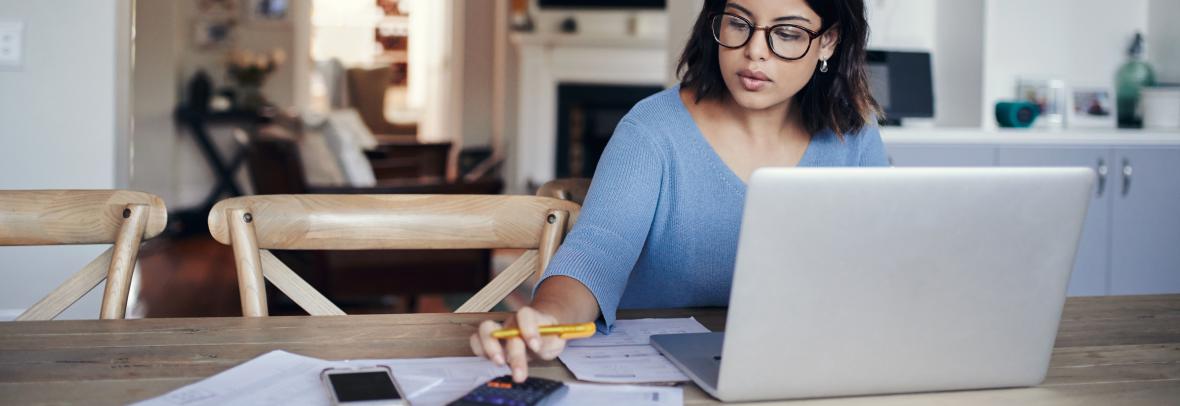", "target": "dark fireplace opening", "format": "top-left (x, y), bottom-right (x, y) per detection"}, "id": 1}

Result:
top-left (556, 83), bottom-right (664, 179)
